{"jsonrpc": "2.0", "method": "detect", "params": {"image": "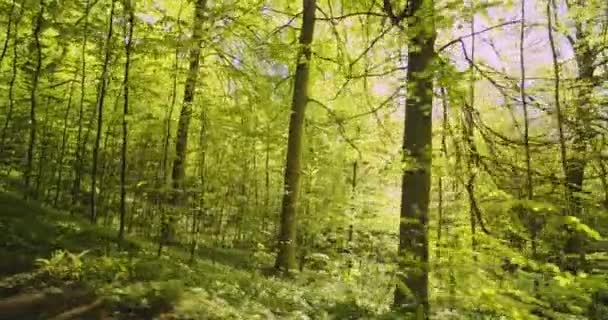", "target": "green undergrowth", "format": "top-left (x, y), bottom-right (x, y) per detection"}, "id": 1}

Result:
top-left (0, 192), bottom-right (400, 319)
top-left (1, 192), bottom-right (605, 319)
